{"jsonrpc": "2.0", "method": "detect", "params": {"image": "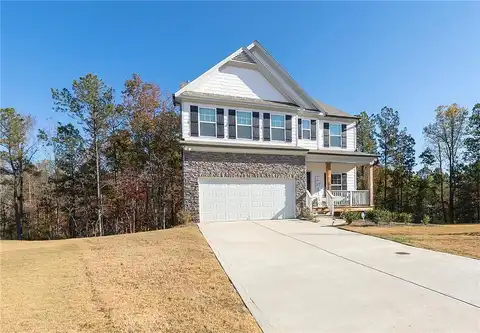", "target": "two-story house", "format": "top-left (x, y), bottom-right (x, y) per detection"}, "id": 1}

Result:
top-left (174, 41), bottom-right (378, 223)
